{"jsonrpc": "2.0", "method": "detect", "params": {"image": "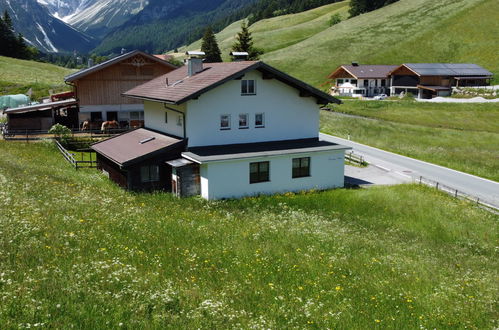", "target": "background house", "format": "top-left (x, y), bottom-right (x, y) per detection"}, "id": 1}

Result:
top-left (389, 63), bottom-right (493, 99)
top-left (328, 63), bottom-right (397, 97)
top-left (93, 54), bottom-right (350, 199)
top-left (65, 50), bottom-right (177, 129)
